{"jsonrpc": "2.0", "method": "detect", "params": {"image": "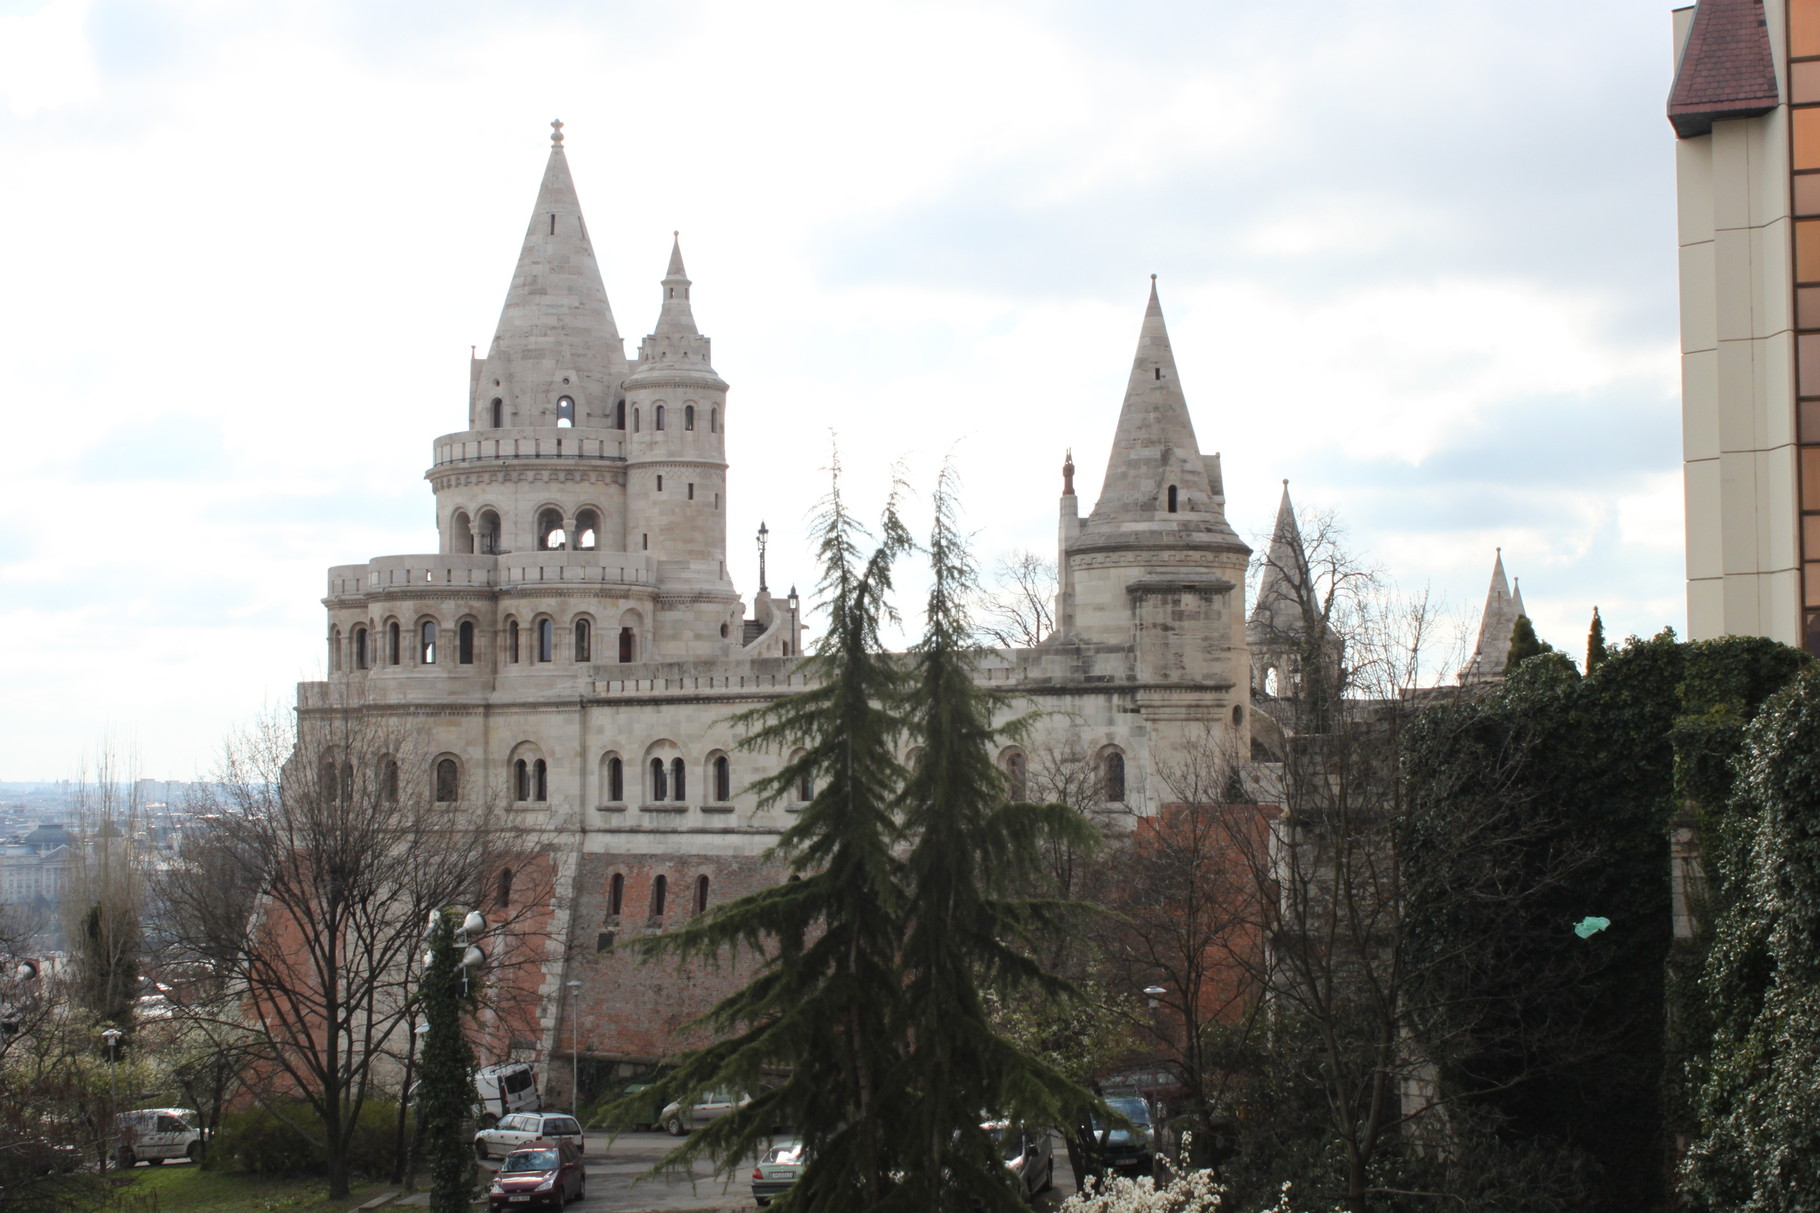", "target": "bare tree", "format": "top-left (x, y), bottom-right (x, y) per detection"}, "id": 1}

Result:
top-left (61, 745), bottom-right (147, 1030)
top-left (156, 708), bottom-right (553, 1199)
top-left (974, 550), bottom-right (1057, 649)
